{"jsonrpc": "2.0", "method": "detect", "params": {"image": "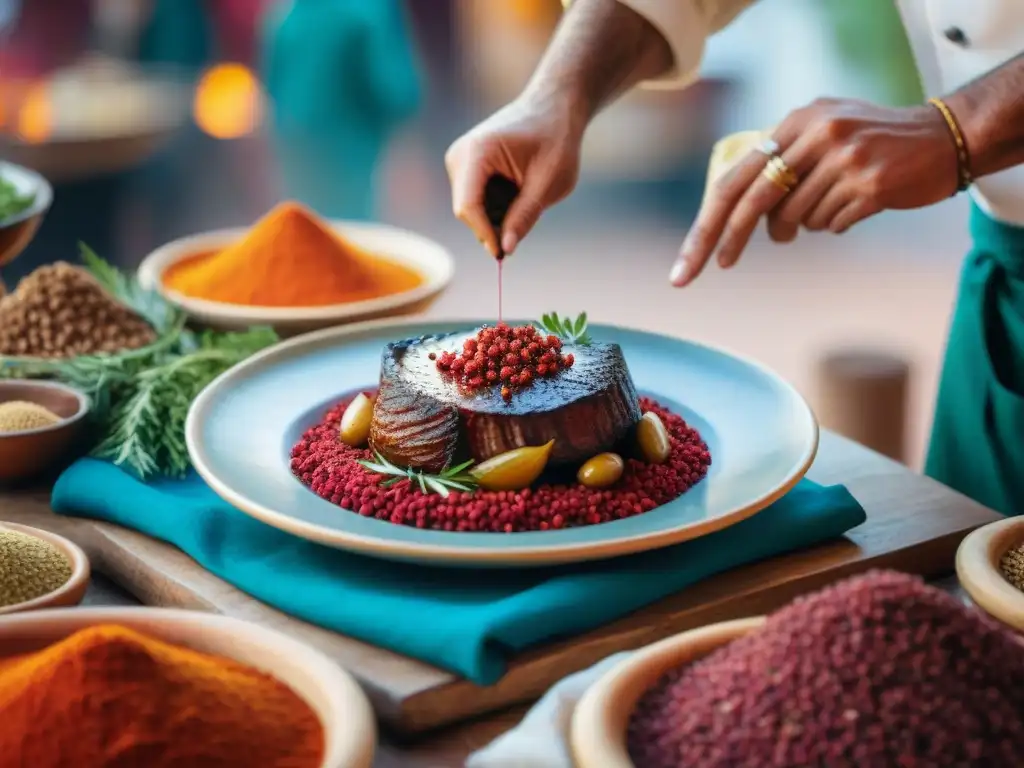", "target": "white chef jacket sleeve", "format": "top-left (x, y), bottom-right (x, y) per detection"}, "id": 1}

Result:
top-left (561, 0), bottom-right (758, 89)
